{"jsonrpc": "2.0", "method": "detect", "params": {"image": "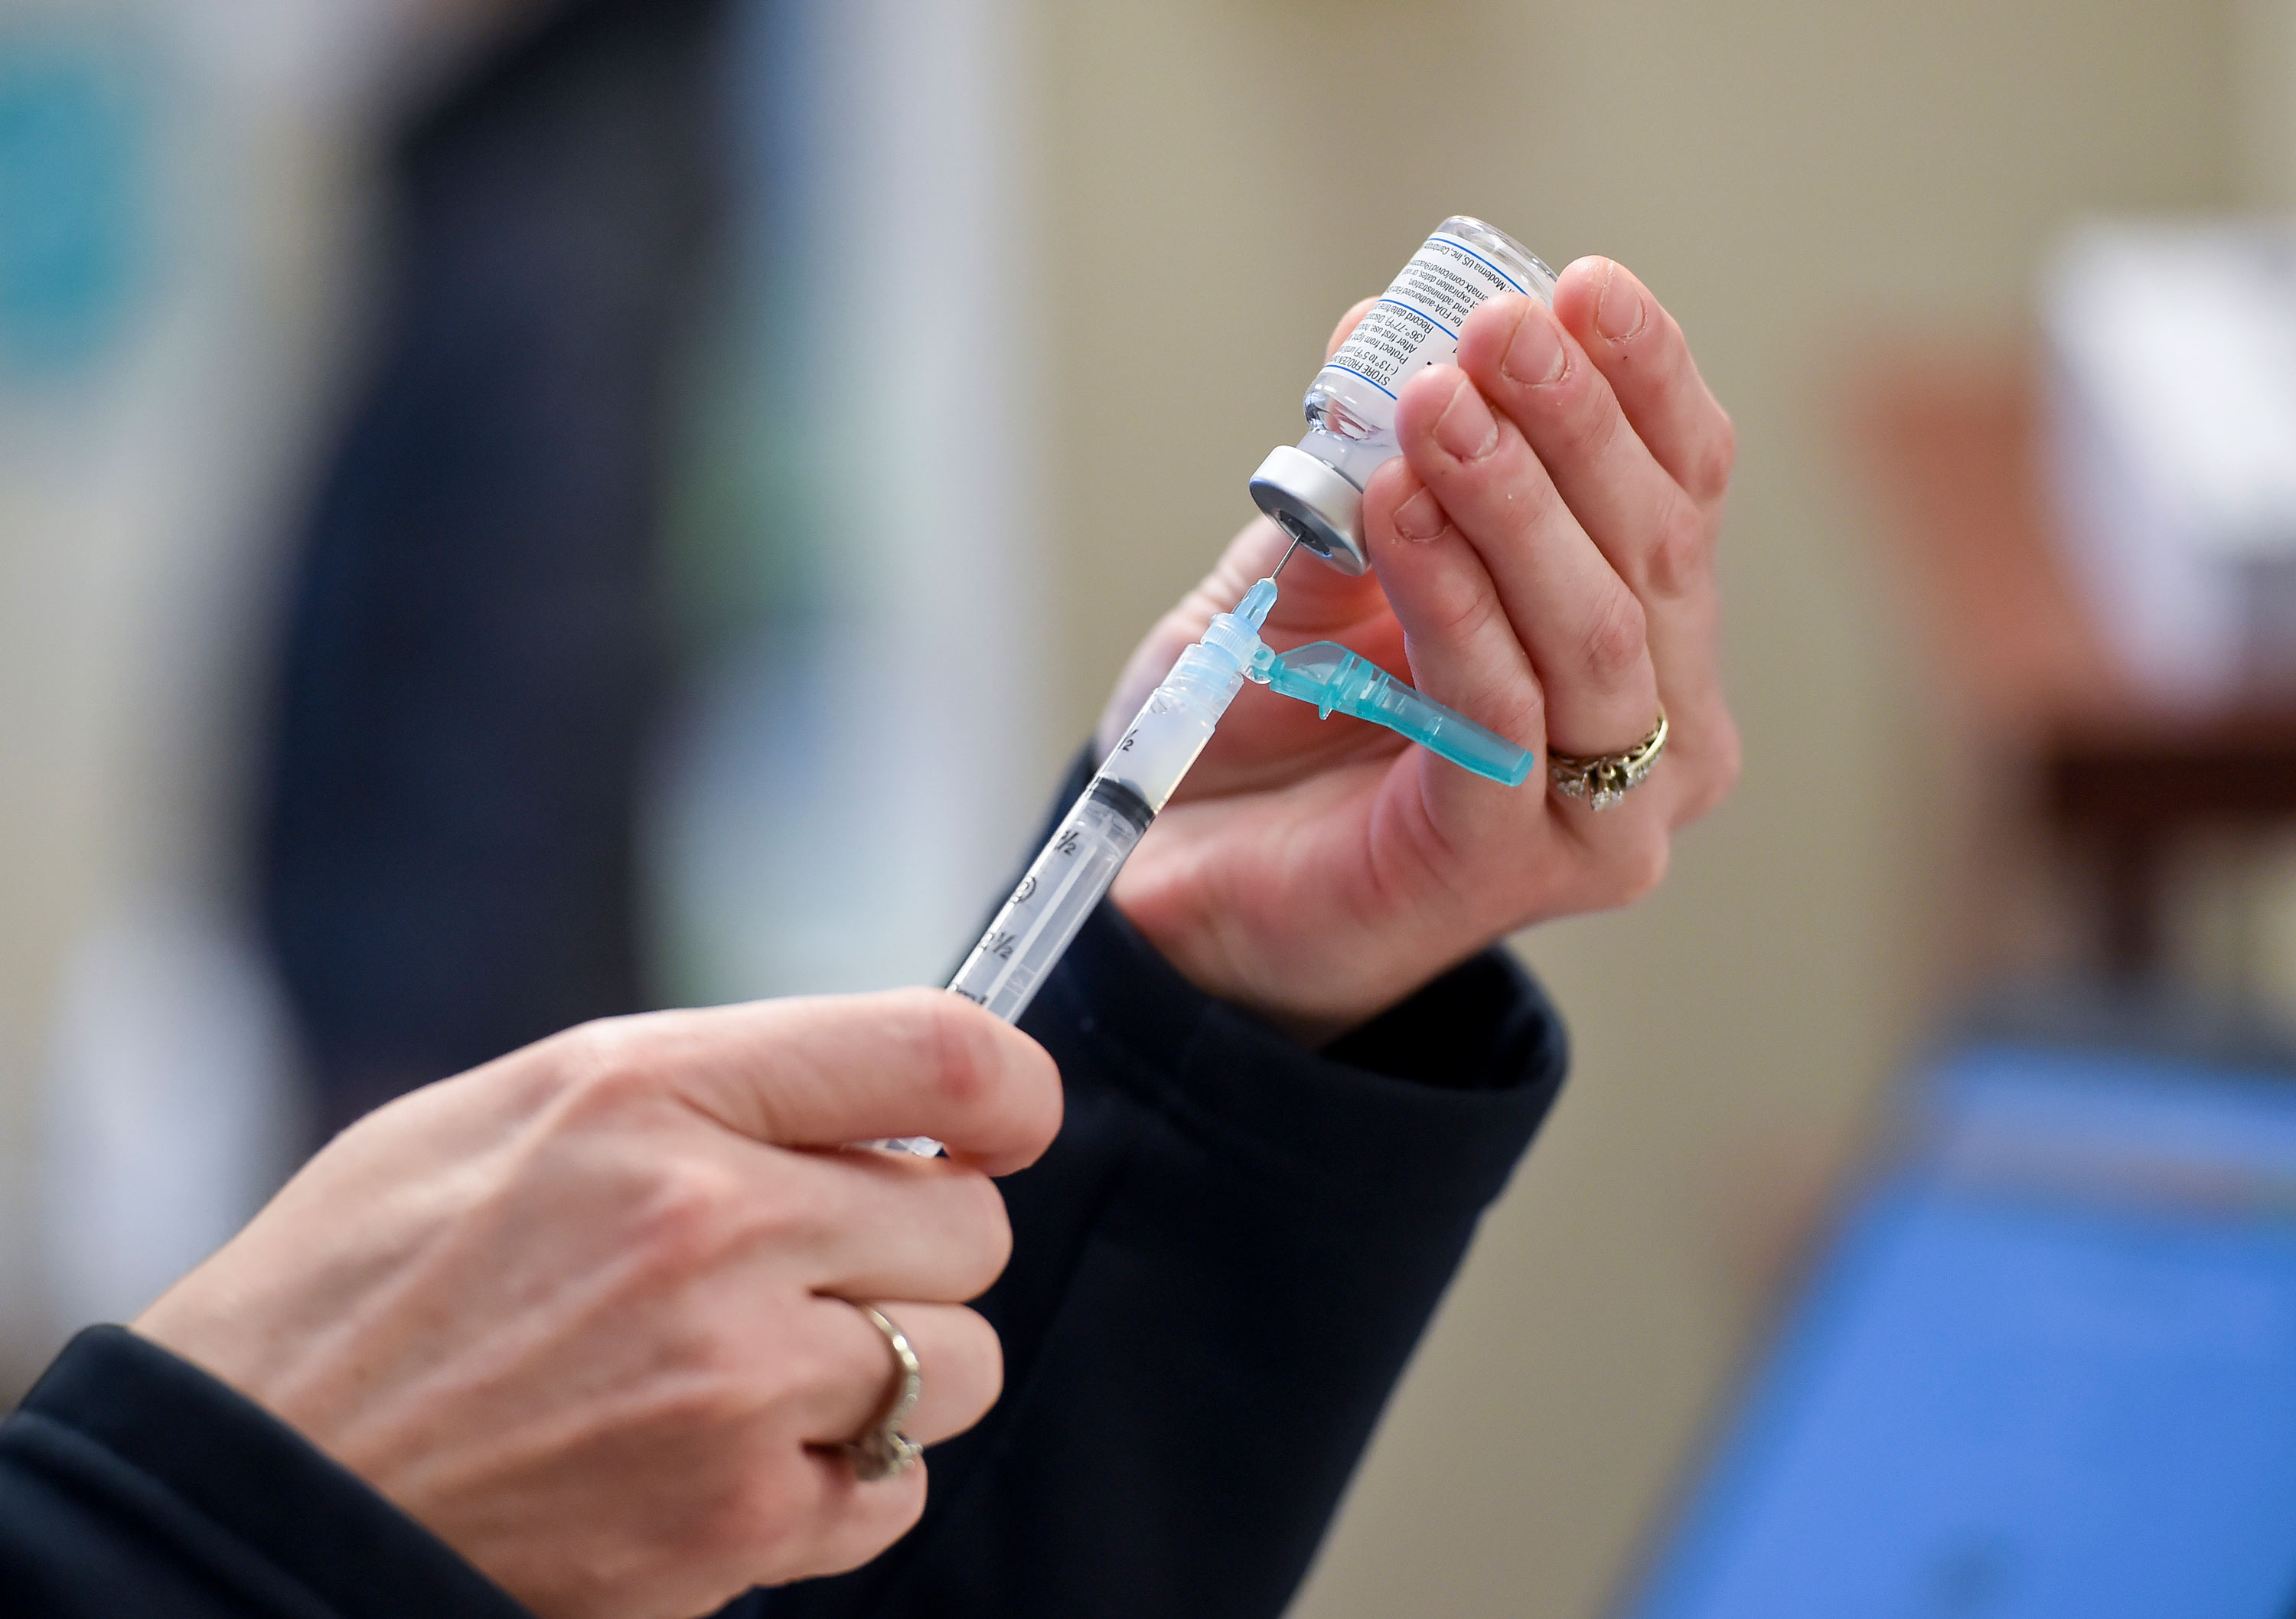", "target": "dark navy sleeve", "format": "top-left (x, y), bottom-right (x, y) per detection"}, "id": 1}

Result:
top-left (748, 760), bottom-right (1569, 1619)
top-left (0, 1326), bottom-right (532, 1619)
